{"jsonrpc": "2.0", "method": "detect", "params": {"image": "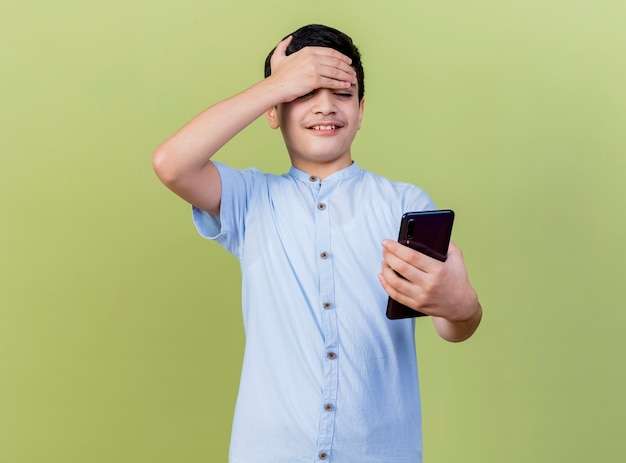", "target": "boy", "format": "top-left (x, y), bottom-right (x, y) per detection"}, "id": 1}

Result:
top-left (153, 24), bottom-right (481, 463)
